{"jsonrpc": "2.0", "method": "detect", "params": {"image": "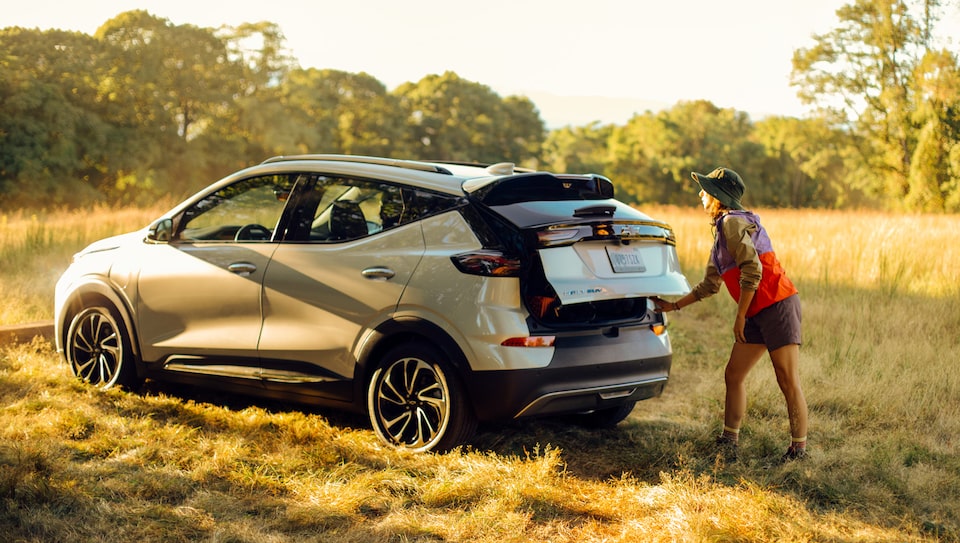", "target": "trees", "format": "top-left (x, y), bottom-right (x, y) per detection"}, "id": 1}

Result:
top-left (602, 101), bottom-right (761, 206)
top-left (791, 0), bottom-right (960, 211)
top-left (95, 11), bottom-right (242, 143)
top-left (0, 28), bottom-right (108, 205)
top-left (393, 72), bottom-right (545, 164)
top-left (907, 48), bottom-right (960, 211)
top-left (542, 123), bottom-right (614, 178)
top-left (752, 116), bottom-right (853, 208)
top-left (1, 16), bottom-right (547, 208)
top-left (4, 5), bottom-right (960, 211)
top-left (93, 11), bottom-right (245, 199)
